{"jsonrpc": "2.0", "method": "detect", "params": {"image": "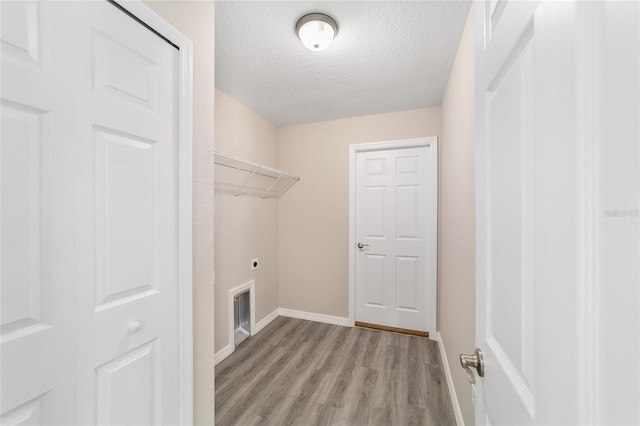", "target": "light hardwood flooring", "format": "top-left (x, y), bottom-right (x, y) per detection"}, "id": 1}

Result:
top-left (215, 317), bottom-right (456, 426)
